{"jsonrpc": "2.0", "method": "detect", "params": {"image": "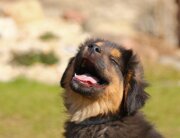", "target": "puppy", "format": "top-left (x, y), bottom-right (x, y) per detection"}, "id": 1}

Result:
top-left (60, 38), bottom-right (163, 138)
